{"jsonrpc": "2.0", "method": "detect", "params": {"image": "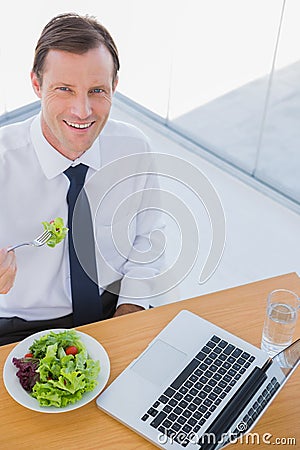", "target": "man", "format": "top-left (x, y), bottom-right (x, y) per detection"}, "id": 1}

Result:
top-left (0, 13), bottom-right (165, 345)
